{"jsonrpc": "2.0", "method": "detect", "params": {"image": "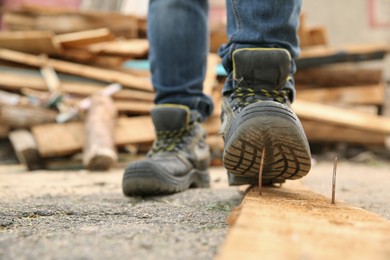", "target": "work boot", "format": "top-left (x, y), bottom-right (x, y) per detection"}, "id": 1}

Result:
top-left (220, 48), bottom-right (312, 185)
top-left (122, 104), bottom-right (210, 196)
